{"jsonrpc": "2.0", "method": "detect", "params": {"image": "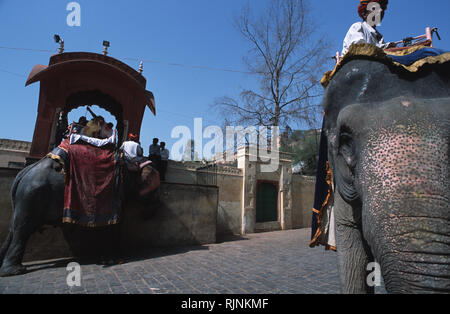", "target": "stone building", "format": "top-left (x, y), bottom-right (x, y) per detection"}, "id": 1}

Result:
top-left (164, 146), bottom-right (314, 236)
top-left (0, 138), bottom-right (315, 261)
top-left (0, 138), bottom-right (315, 236)
top-left (0, 139), bottom-right (31, 169)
